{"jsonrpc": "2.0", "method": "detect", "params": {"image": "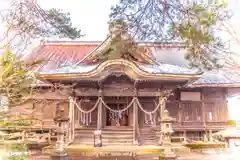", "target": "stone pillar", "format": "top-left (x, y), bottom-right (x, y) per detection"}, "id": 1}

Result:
top-left (51, 118), bottom-right (69, 160)
top-left (51, 152), bottom-right (68, 160)
top-left (159, 109), bottom-right (177, 160)
top-left (203, 131), bottom-right (208, 142)
top-left (160, 133), bottom-right (177, 160)
top-left (183, 131), bottom-right (187, 143)
top-left (209, 130), bottom-right (213, 142)
top-left (159, 97), bottom-right (166, 145)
